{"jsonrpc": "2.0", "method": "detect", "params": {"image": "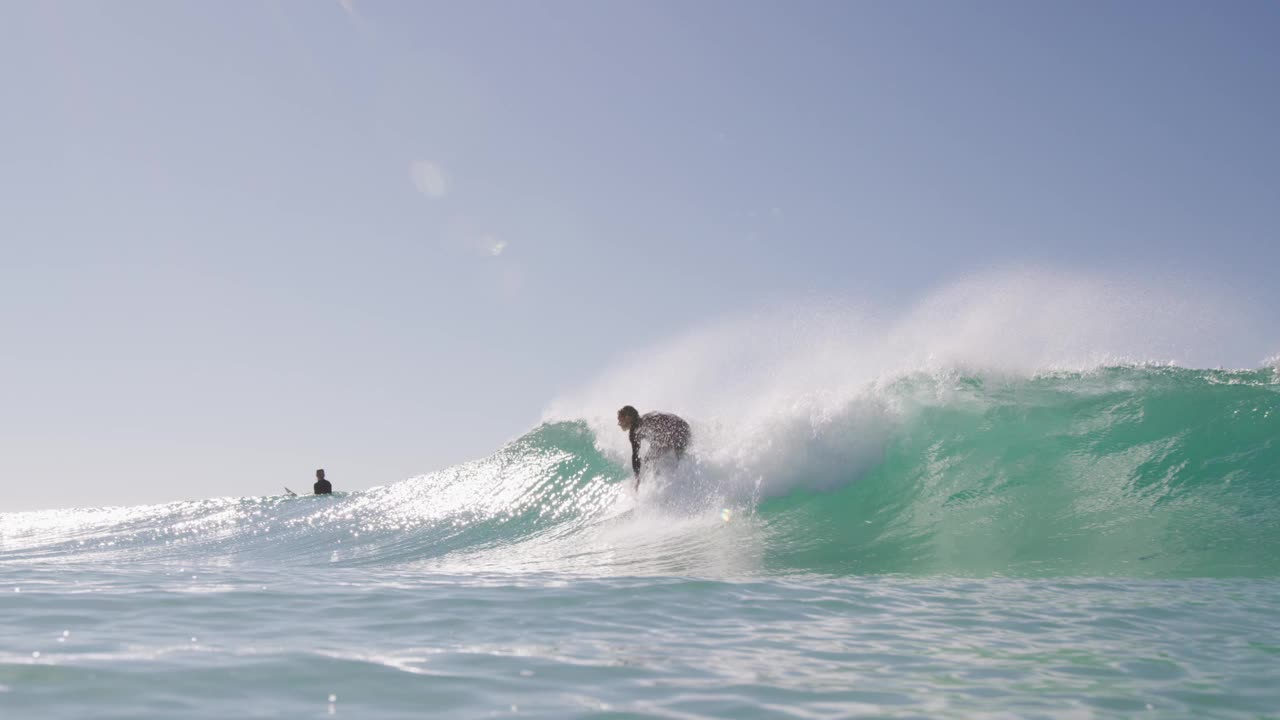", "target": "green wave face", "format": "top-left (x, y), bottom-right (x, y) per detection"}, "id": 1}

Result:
top-left (758, 367), bottom-right (1280, 577)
